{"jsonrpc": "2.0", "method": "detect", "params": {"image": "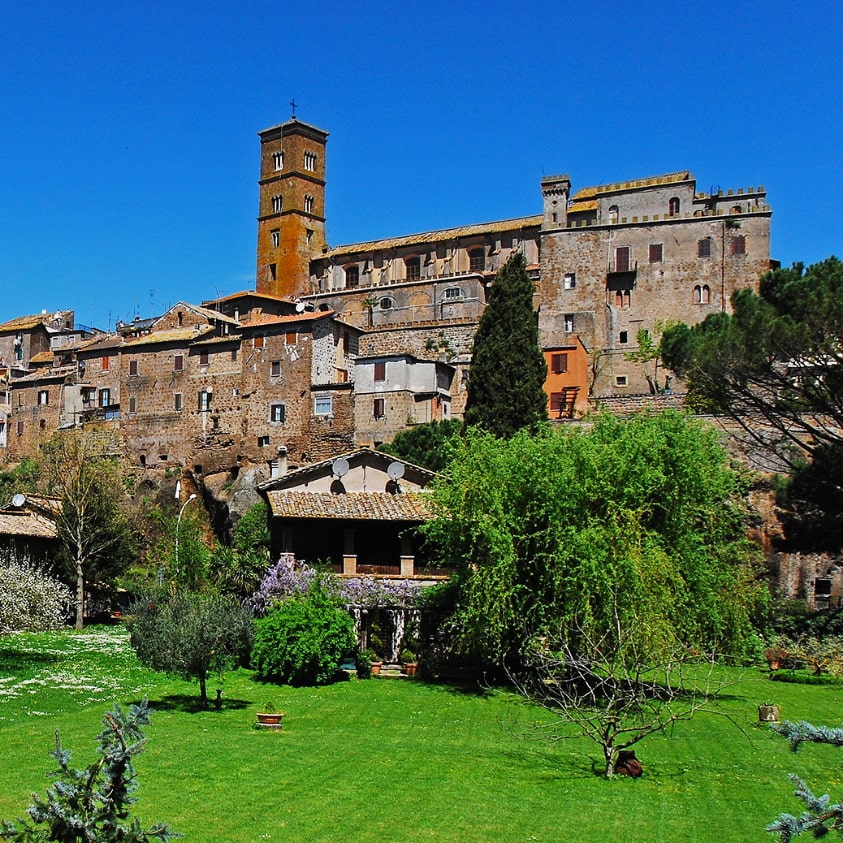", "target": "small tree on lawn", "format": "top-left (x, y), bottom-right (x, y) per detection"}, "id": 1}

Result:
top-left (464, 252), bottom-right (548, 438)
top-left (767, 720), bottom-right (843, 839)
top-left (128, 590), bottom-right (254, 707)
top-left (39, 432), bottom-right (136, 629)
top-left (0, 561), bottom-right (71, 635)
top-left (0, 698), bottom-right (177, 842)
top-left (507, 599), bottom-right (724, 778)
